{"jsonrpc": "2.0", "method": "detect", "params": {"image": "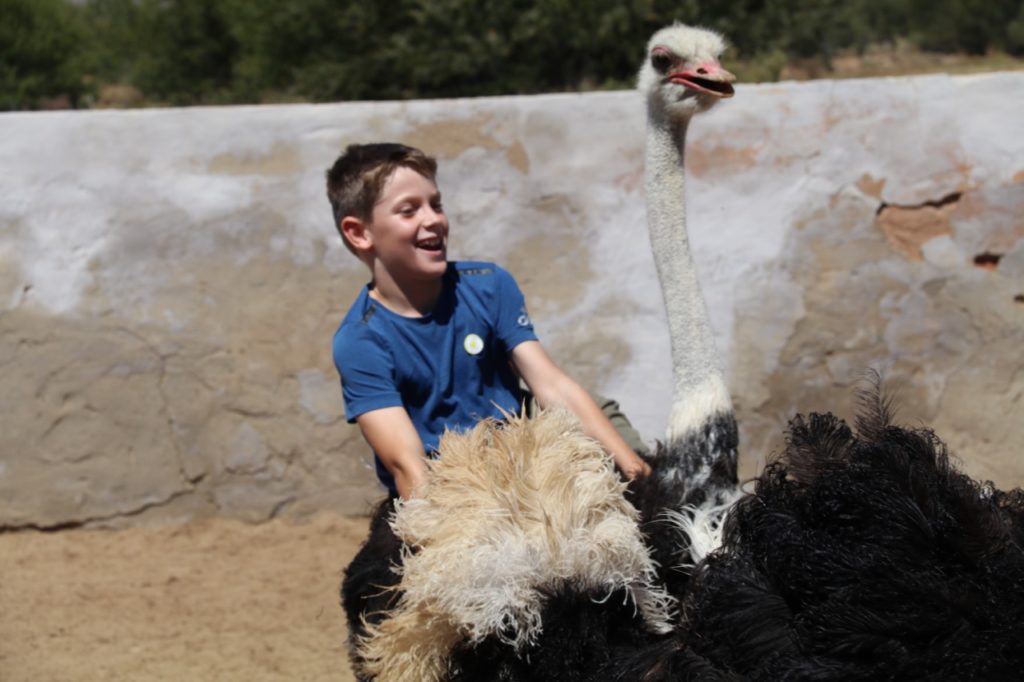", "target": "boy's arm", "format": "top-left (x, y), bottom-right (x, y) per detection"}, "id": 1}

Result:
top-left (510, 340), bottom-right (651, 479)
top-left (355, 407), bottom-right (430, 499)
